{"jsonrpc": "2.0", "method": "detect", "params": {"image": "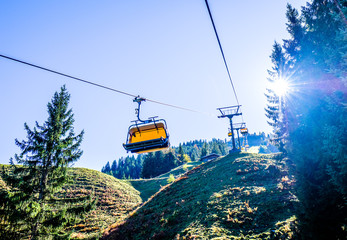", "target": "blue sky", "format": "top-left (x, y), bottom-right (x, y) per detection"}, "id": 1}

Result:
top-left (0, 0), bottom-right (306, 171)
